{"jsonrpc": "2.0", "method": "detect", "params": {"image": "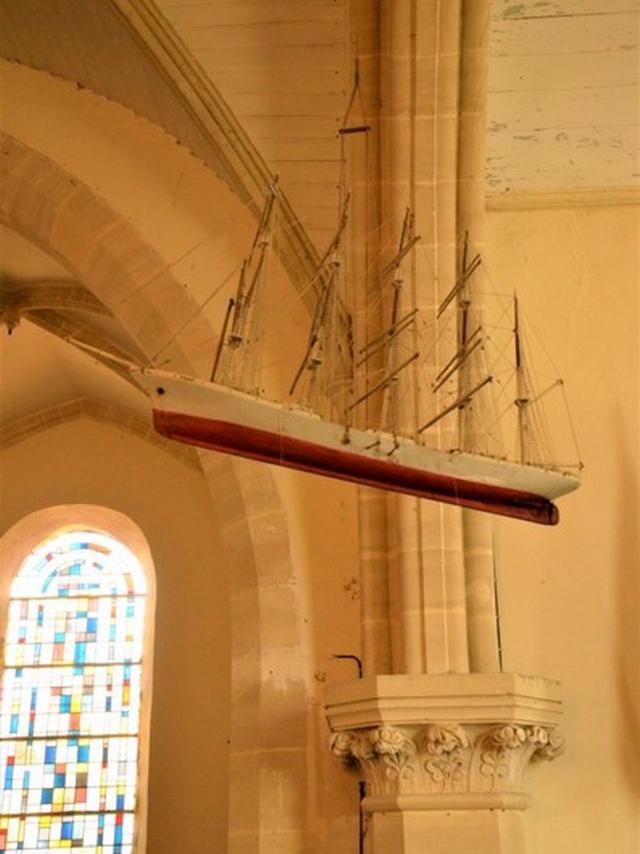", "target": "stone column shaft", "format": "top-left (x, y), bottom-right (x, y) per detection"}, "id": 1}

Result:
top-left (381, 0), bottom-right (470, 675)
top-left (456, 0), bottom-right (502, 673)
